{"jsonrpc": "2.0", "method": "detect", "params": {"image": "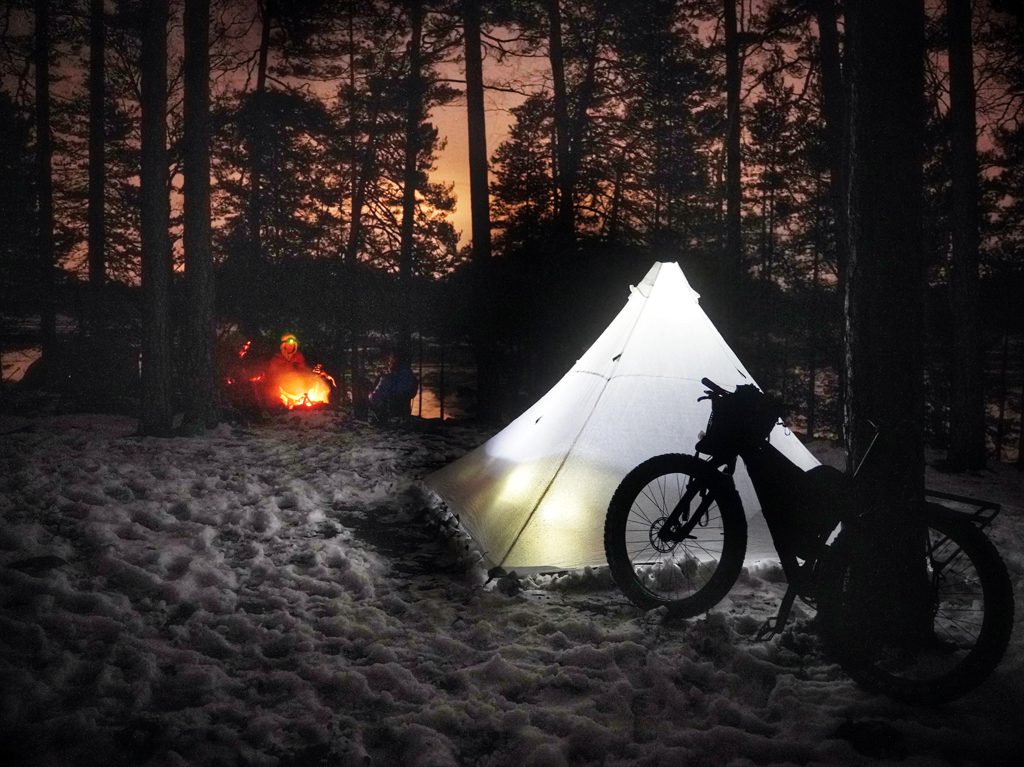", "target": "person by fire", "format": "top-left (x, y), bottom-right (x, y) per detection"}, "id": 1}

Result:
top-left (222, 332), bottom-right (335, 413)
top-left (266, 333), bottom-right (335, 409)
top-left (368, 351), bottom-right (418, 423)
top-left (268, 333), bottom-right (306, 376)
